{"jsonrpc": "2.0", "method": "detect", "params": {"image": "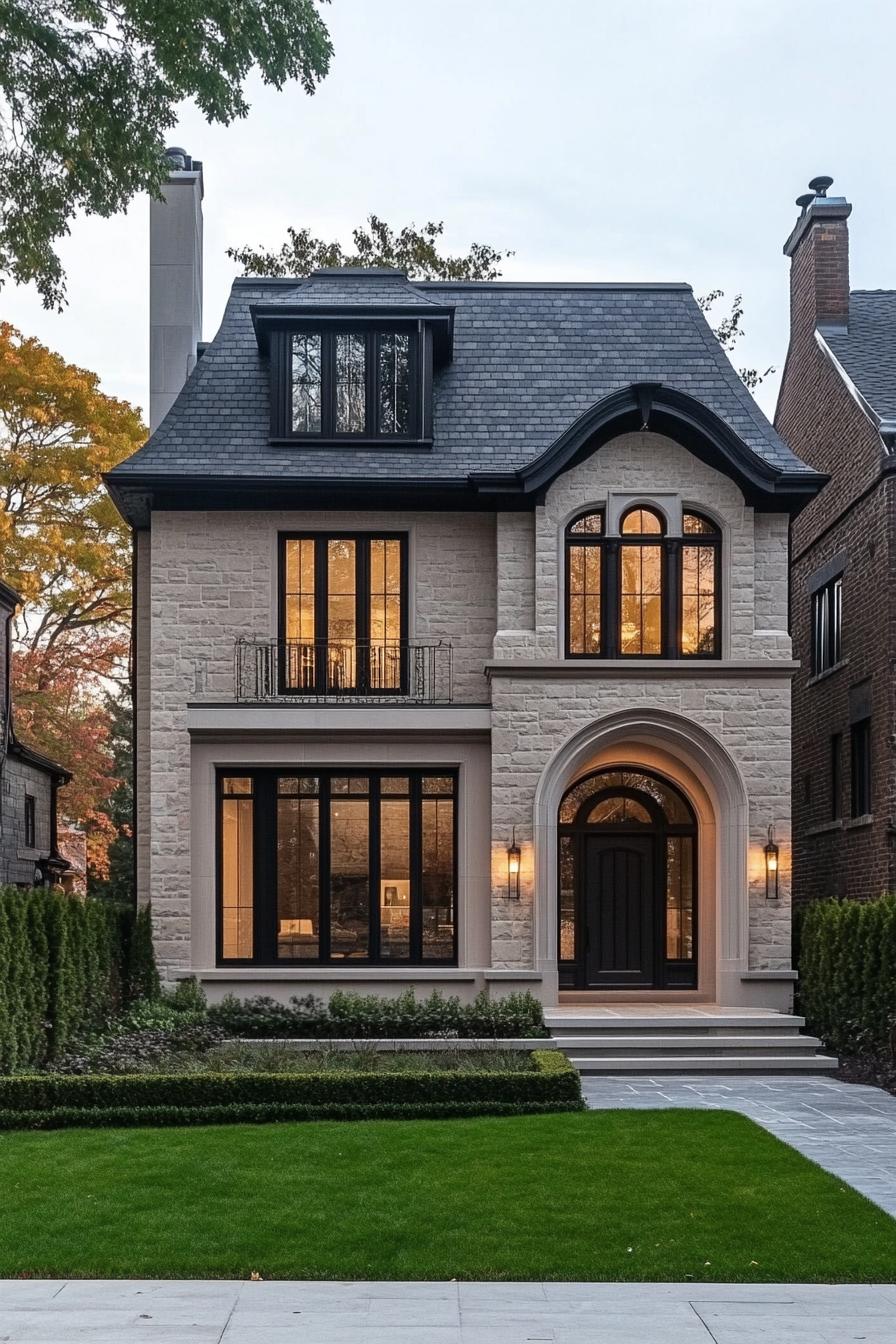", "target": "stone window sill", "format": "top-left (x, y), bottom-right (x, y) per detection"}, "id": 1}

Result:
top-left (844, 814), bottom-right (874, 830)
top-left (807, 657), bottom-right (849, 687)
top-left (807, 819), bottom-right (843, 837)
